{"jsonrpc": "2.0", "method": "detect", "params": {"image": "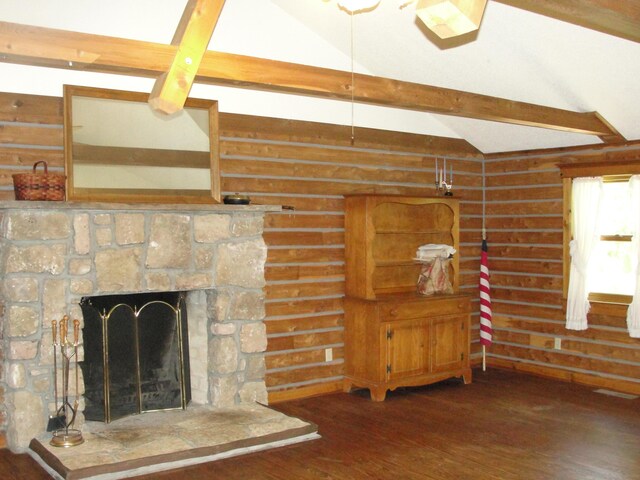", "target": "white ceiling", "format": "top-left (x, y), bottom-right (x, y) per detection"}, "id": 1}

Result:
top-left (2, 0), bottom-right (640, 153)
top-left (257, 0), bottom-right (640, 153)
